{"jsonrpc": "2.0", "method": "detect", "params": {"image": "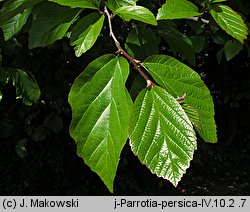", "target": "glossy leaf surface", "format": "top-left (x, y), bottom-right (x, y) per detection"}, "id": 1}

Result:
top-left (106, 0), bottom-right (137, 13)
top-left (29, 2), bottom-right (80, 48)
top-left (0, 8), bottom-right (31, 41)
top-left (209, 4), bottom-right (248, 43)
top-left (70, 13), bottom-right (104, 57)
top-left (157, 0), bottom-right (201, 20)
top-left (142, 55), bottom-right (217, 143)
top-left (69, 55), bottom-right (132, 192)
top-left (48, 0), bottom-right (98, 9)
top-left (129, 86), bottom-right (197, 186)
top-left (115, 6), bottom-right (157, 25)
